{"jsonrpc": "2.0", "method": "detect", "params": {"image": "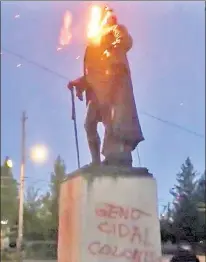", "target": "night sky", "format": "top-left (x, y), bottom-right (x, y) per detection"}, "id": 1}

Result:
top-left (1, 1), bottom-right (205, 211)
